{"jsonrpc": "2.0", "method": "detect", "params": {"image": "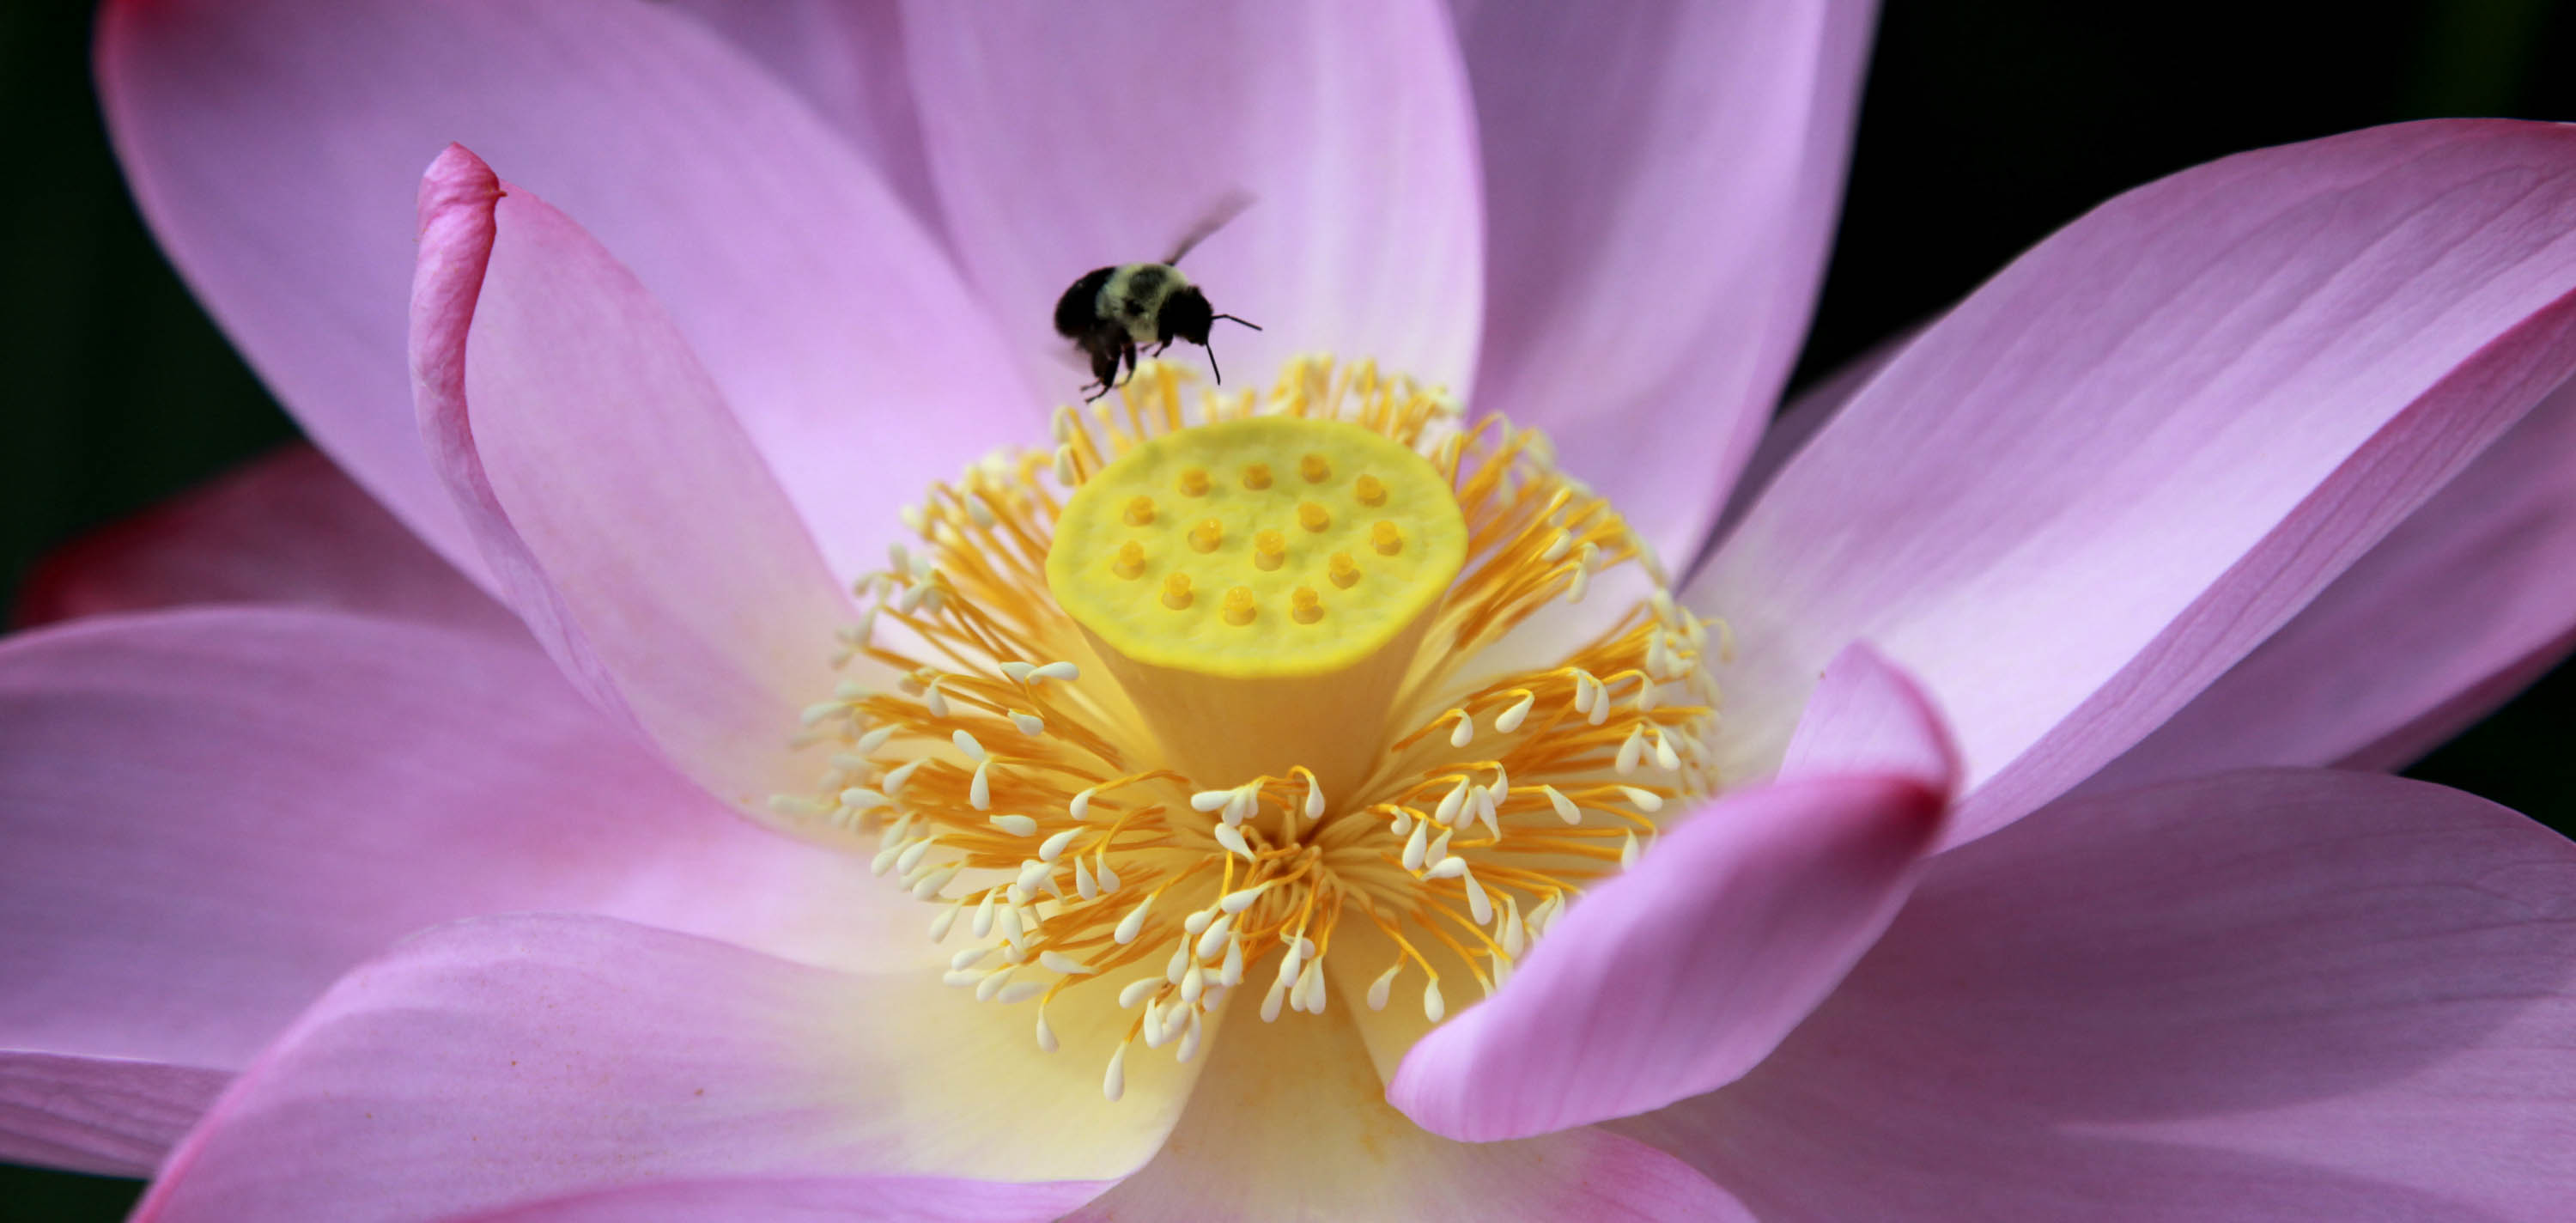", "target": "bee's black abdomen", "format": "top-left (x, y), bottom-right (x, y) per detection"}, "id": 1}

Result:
top-left (1054, 267), bottom-right (1116, 338)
